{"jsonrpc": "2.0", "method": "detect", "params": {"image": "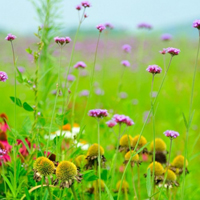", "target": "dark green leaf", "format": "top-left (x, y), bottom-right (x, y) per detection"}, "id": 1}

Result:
top-left (26, 47), bottom-right (32, 54)
top-left (10, 96), bottom-right (22, 107)
top-left (23, 102), bottom-right (34, 112)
